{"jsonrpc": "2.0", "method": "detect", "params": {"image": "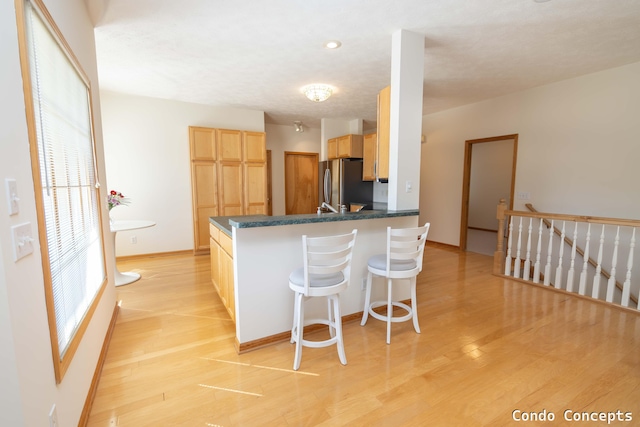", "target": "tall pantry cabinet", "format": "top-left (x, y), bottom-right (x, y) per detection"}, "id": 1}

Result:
top-left (189, 126), bottom-right (267, 253)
